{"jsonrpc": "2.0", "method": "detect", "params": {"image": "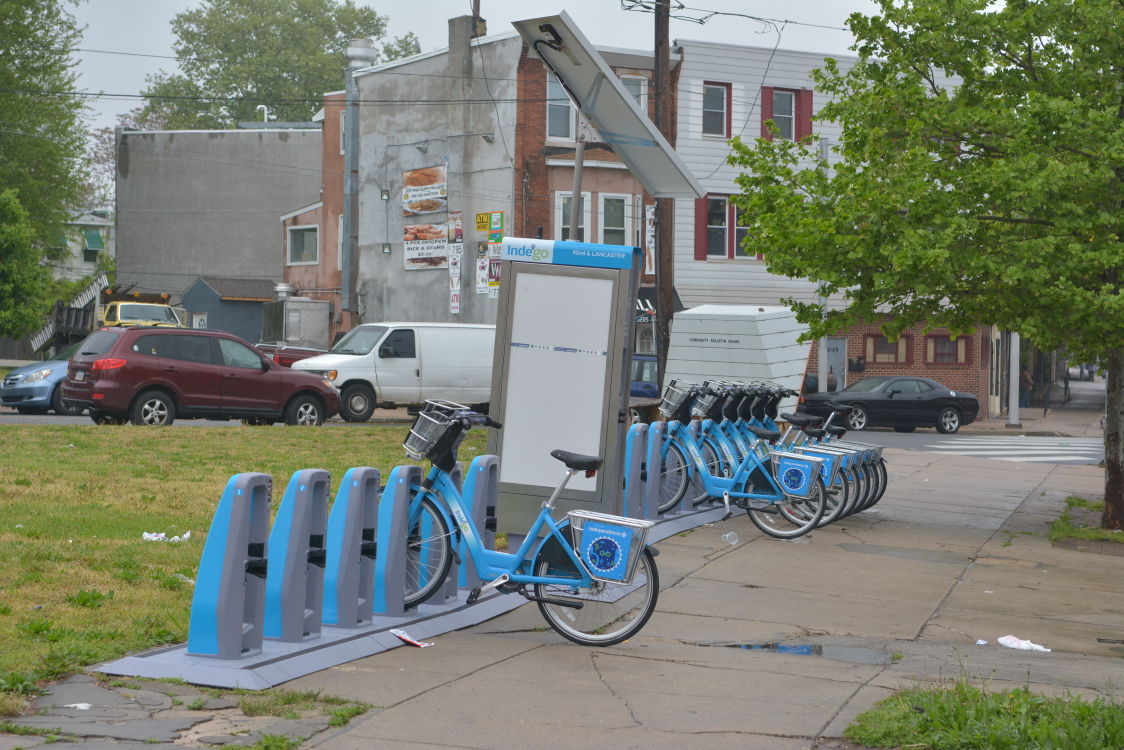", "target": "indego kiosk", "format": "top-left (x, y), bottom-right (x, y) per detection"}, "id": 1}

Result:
top-left (488, 237), bottom-right (641, 535)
